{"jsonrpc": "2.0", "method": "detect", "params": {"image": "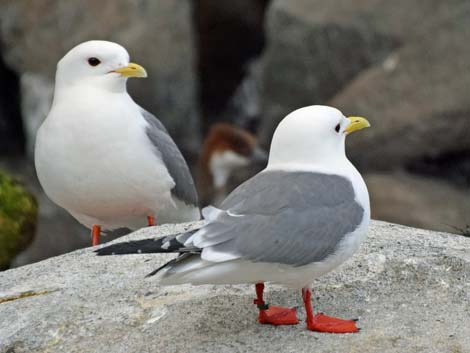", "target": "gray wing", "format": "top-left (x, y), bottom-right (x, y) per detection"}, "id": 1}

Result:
top-left (191, 171), bottom-right (364, 267)
top-left (140, 109), bottom-right (198, 206)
